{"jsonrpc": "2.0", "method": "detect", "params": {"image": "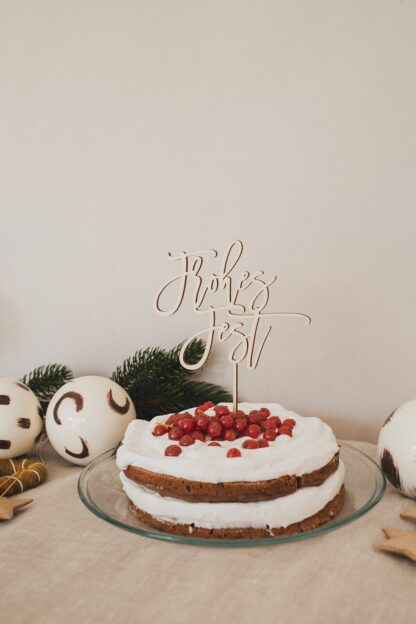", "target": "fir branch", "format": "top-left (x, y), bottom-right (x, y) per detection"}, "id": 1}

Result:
top-left (181, 380), bottom-right (232, 408)
top-left (111, 339), bottom-right (205, 390)
top-left (21, 364), bottom-right (73, 412)
top-left (112, 339), bottom-right (206, 389)
top-left (129, 381), bottom-right (187, 421)
top-left (168, 339), bottom-right (206, 375)
top-left (112, 339), bottom-right (231, 420)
